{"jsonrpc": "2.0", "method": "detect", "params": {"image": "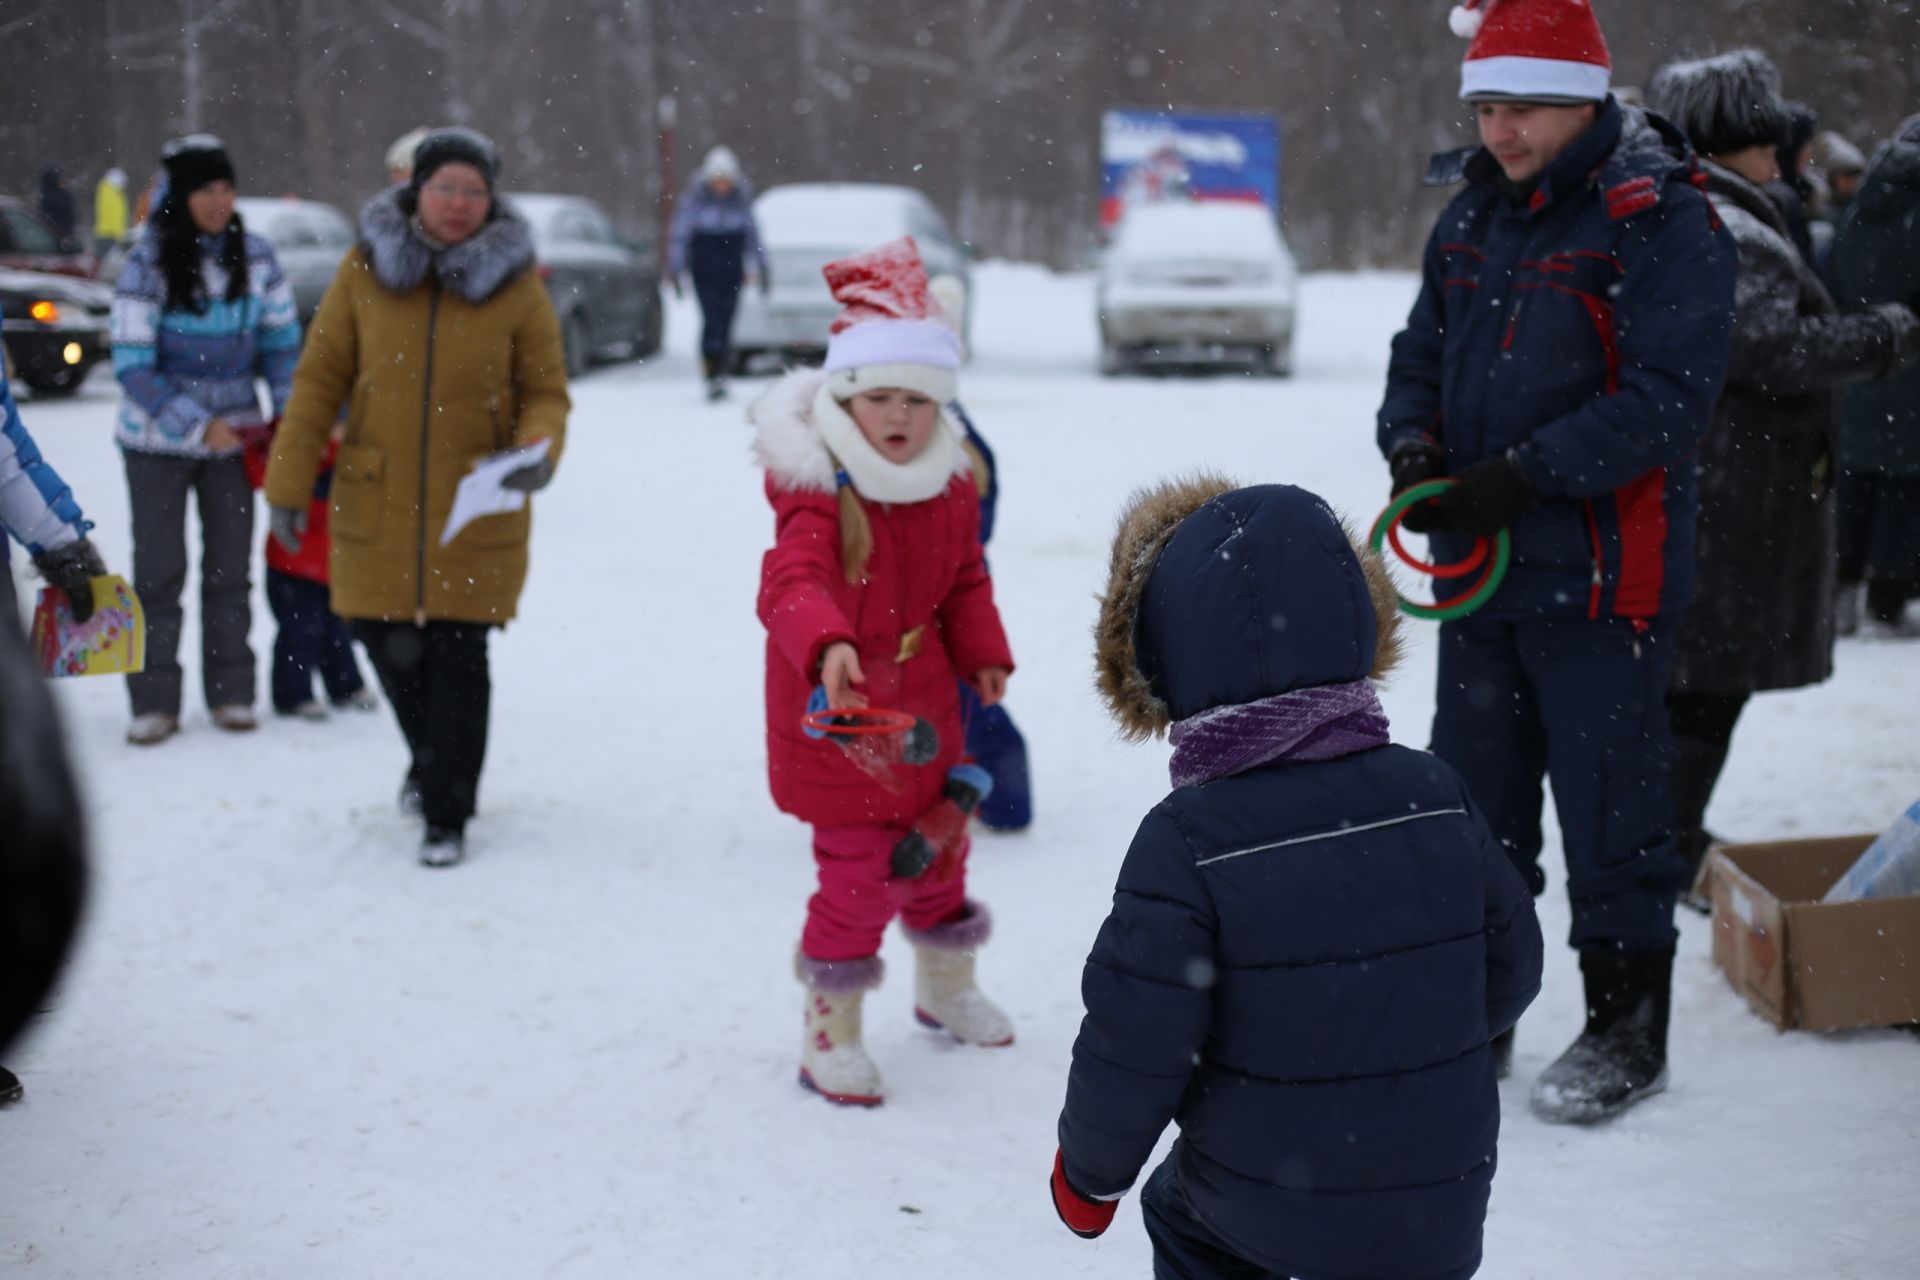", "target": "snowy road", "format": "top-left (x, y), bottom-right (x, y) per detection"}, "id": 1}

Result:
top-left (4, 266), bottom-right (1917, 1278)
